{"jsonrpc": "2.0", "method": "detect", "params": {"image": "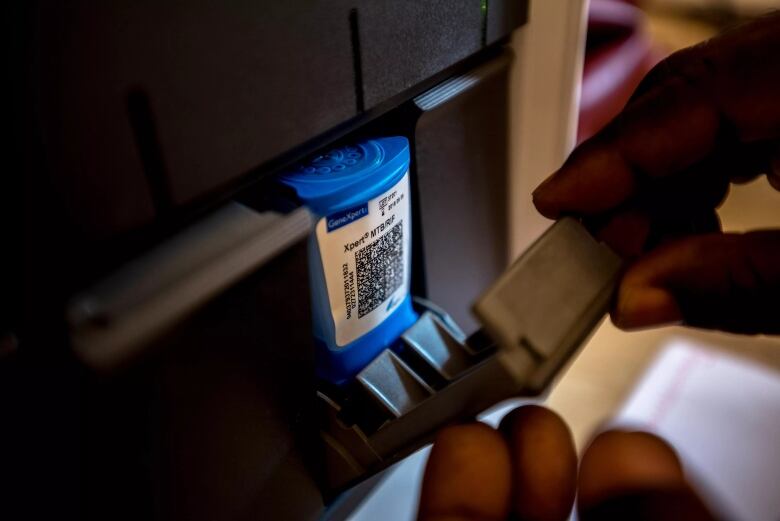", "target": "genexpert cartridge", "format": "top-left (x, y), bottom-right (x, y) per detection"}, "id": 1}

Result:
top-left (280, 137), bottom-right (418, 384)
